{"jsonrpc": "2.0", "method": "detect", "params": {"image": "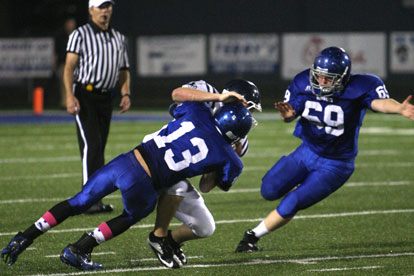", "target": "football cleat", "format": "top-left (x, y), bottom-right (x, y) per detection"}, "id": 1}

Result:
top-left (167, 230), bottom-right (187, 266)
top-left (171, 242), bottom-right (187, 266)
top-left (147, 232), bottom-right (179, 268)
top-left (60, 244), bottom-right (102, 270)
top-left (1, 232), bottom-right (33, 265)
top-left (235, 229), bottom-right (259, 253)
